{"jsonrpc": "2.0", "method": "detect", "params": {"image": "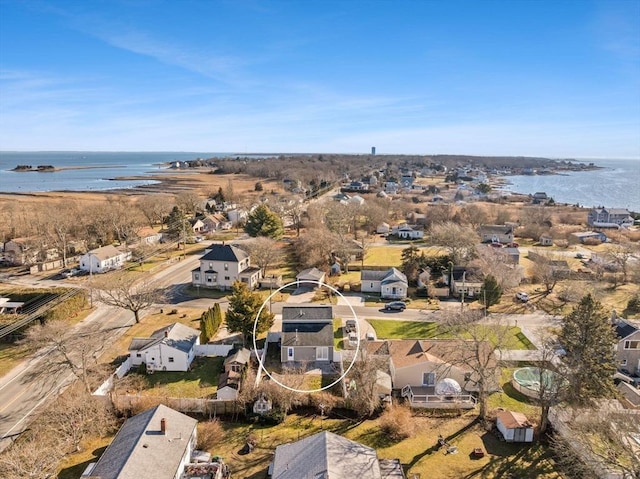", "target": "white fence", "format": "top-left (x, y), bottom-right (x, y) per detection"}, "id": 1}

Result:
top-left (194, 344), bottom-right (234, 357)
